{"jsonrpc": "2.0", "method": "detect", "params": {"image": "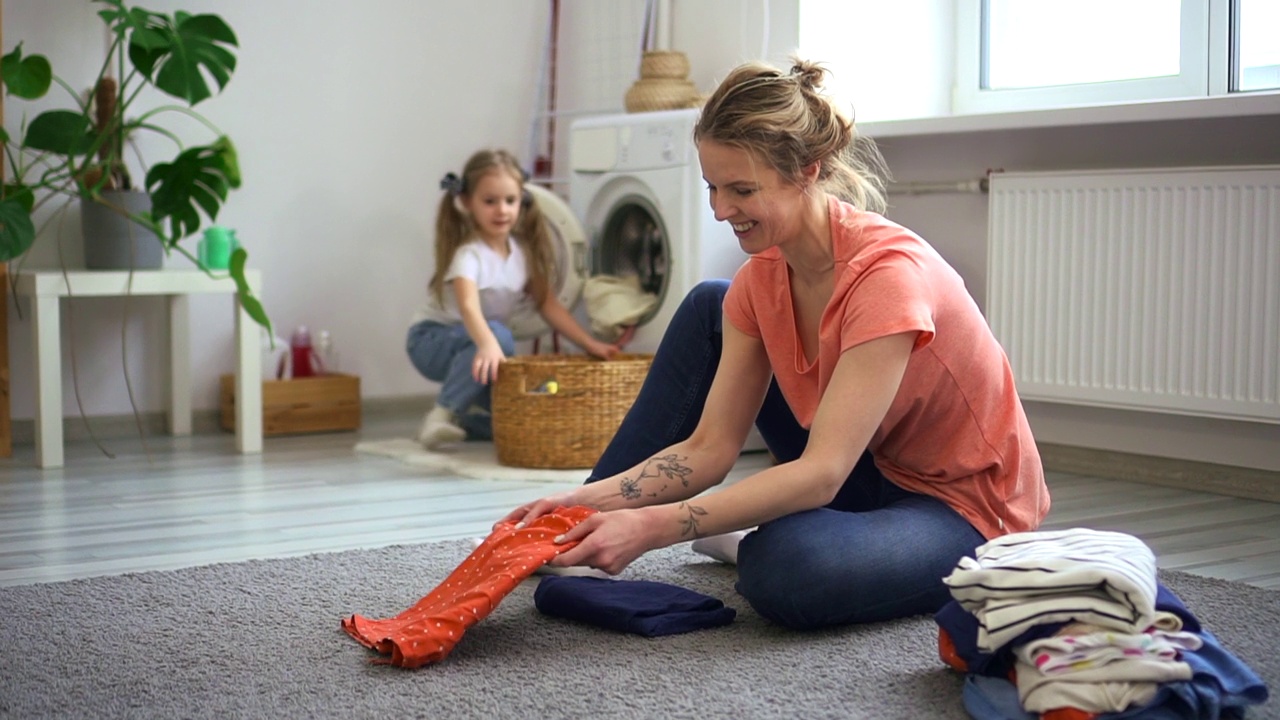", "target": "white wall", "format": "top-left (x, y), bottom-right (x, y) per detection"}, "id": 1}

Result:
top-left (6, 0), bottom-right (548, 417)
top-left (549, 0), bottom-right (790, 192)
top-left (7, 0), bottom-right (1278, 473)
